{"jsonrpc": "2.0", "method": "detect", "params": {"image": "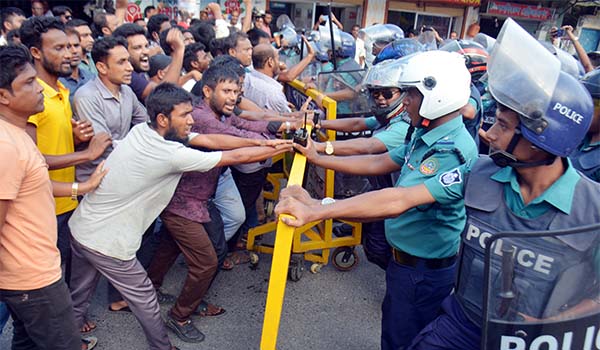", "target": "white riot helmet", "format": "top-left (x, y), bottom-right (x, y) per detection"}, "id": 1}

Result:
top-left (397, 51), bottom-right (471, 121)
